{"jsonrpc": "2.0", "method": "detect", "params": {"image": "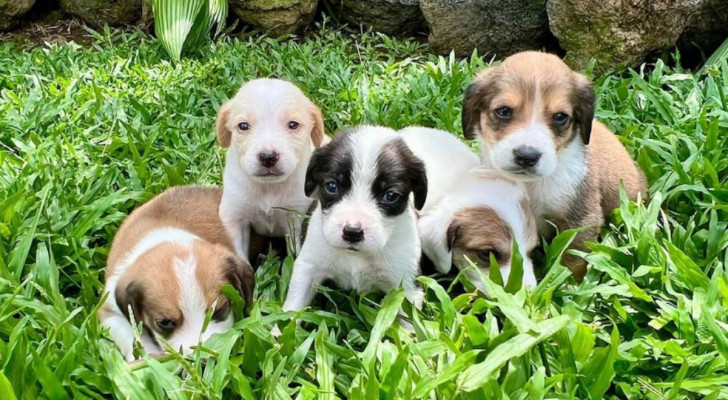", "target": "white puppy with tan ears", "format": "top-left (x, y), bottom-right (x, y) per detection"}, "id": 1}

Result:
top-left (99, 186), bottom-right (255, 361)
top-left (399, 127), bottom-right (538, 292)
top-left (281, 126), bottom-right (428, 312)
top-left (462, 51), bottom-right (647, 280)
top-left (216, 78), bottom-right (327, 263)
